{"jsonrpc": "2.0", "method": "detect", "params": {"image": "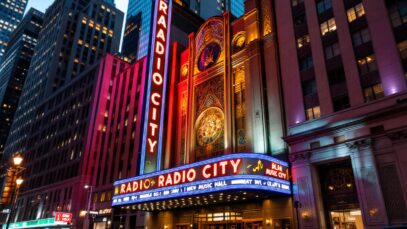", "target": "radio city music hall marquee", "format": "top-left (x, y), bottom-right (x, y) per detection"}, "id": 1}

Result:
top-left (140, 0), bottom-right (173, 174)
top-left (112, 153), bottom-right (291, 206)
